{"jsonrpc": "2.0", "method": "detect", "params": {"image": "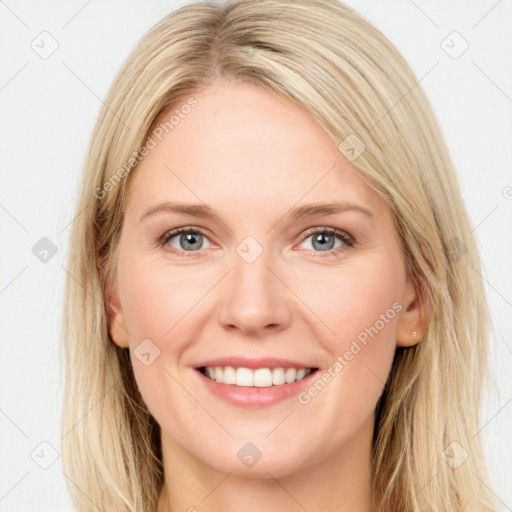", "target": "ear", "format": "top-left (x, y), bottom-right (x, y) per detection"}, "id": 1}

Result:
top-left (396, 275), bottom-right (429, 347)
top-left (100, 256), bottom-right (130, 349)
